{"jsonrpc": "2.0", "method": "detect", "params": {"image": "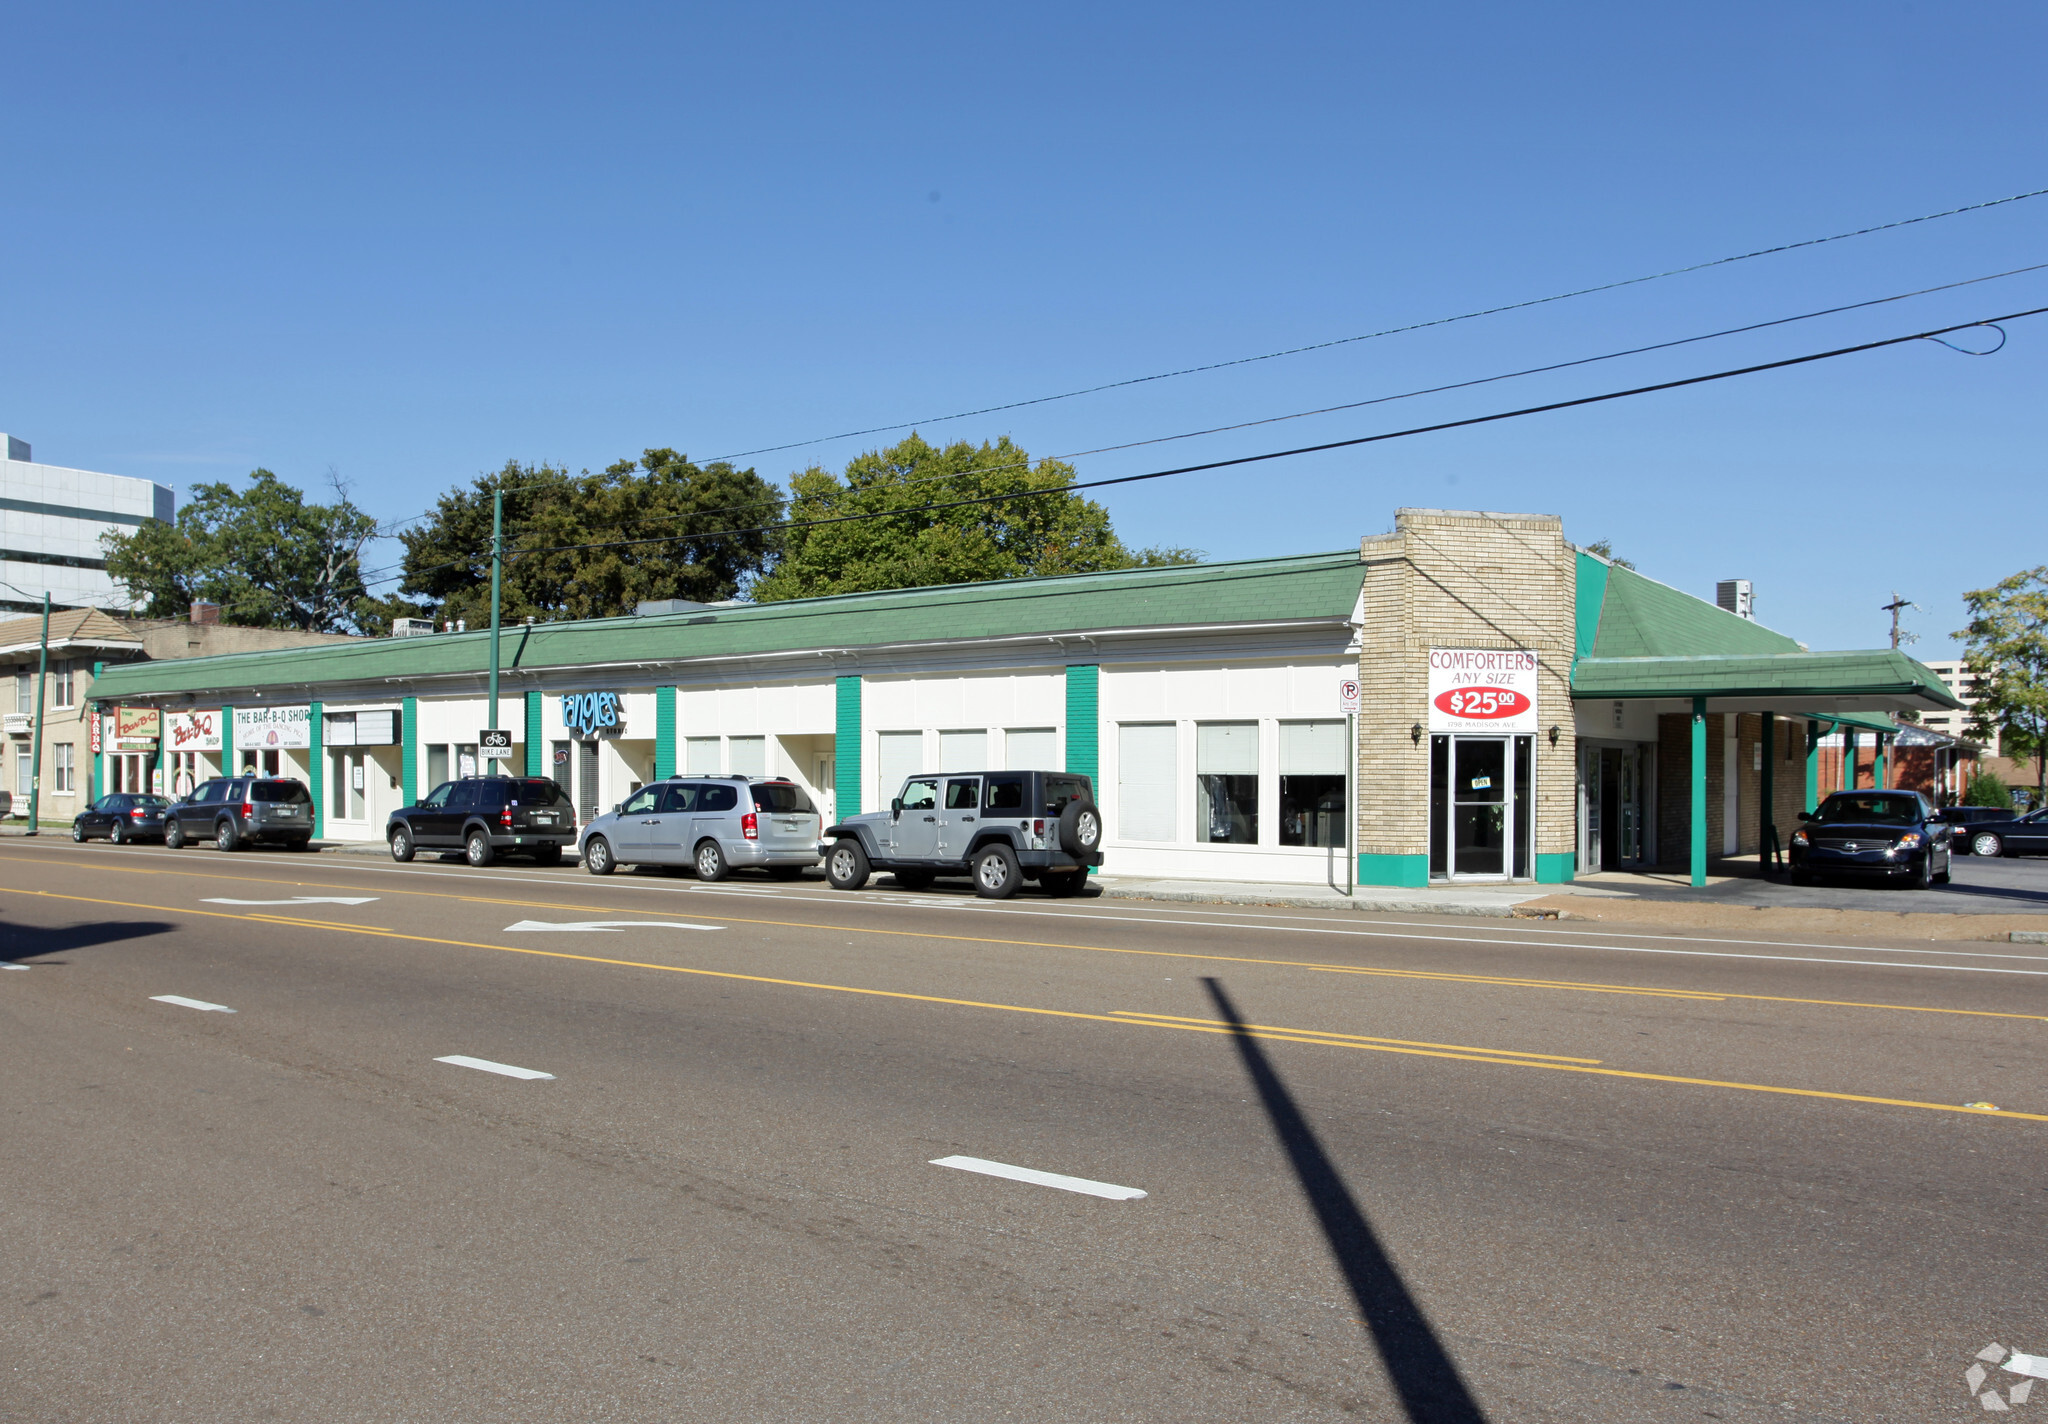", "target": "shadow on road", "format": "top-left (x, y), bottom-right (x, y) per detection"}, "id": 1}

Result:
top-left (1202, 976), bottom-right (1487, 1424)
top-left (1, 918), bottom-right (176, 963)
